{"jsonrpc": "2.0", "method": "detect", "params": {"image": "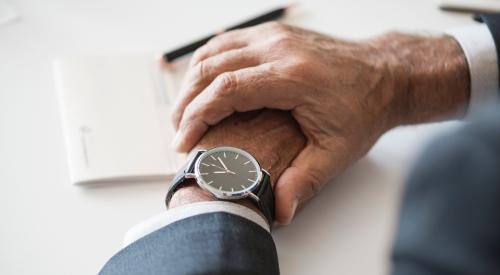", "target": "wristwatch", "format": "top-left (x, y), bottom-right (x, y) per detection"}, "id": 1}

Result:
top-left (165, 146), bottom-right (275, 227)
